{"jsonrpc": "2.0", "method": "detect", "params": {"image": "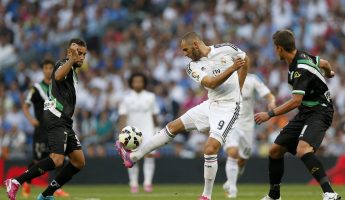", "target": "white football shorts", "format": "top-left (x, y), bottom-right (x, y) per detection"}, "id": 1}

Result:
top-left (223, 123), bottom-right (255, 159)
top-left (180, 99), bottom-right (240, 145)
